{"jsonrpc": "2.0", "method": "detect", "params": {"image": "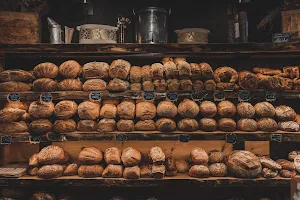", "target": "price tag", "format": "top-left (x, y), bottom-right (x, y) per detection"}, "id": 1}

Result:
top-left (238, 91), bottom-right (251, 102)
top-left (7, 93), bottom-right (20, 102)
top-left (213, 91), bottom-right (225, 101)
top-left (226, 133), bottom-right (237, 144)
top-left (46, 132), bottom-right (64, 141)
top-left (40, 93), bottom-right (52, 102)
top-left (179, 135), bottom-right (190, 143)
top-left (166, 92), bottom-right (178, 102)
top-left (191, 91), bottom-right (207, 102)
top-left (271, 134), bottom-right (282, 142)
top-left (1, 135), bottom-right (12, 145)
top-left (265, 91), bottom-right (276, 102)
top-left (89, 92), bottom-right (102, 101)
top-left (143, 92), bottom-right (155, 101)
top-left (29, 135), bottom-right (41, 144)
top-left (294, 155), bottom-right (300, 173)
top-left (116, 133), bottom-right (127, 142)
